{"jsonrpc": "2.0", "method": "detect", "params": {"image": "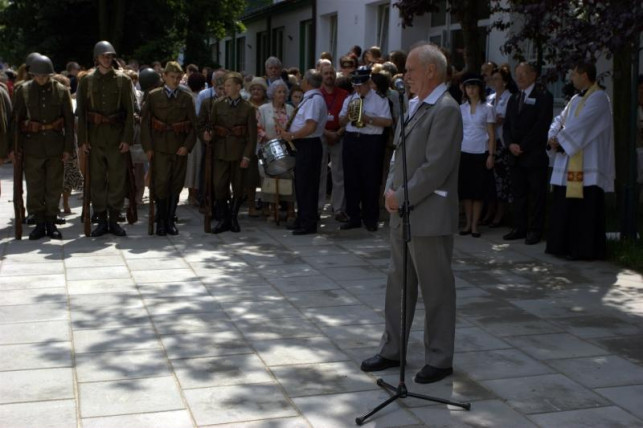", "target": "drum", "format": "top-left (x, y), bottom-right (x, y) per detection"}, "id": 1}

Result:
top-left (259, 138), bottom-right (295, 176)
